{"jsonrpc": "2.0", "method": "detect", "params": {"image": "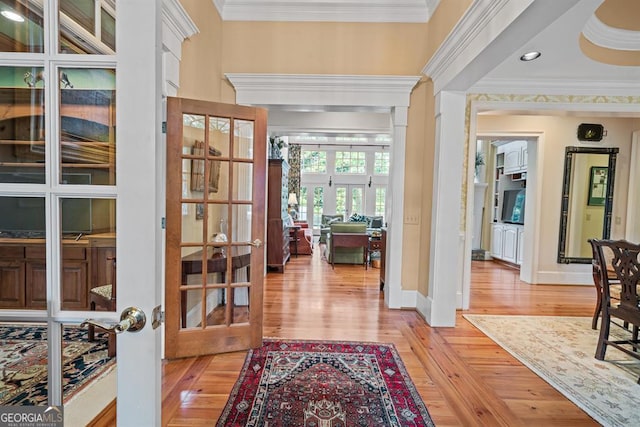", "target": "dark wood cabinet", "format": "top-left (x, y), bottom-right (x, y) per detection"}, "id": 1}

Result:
top-left (0, 240), bottom-right (113, 310)
top-left (267, 159), bottom-right (290, 272)
top-left (0, 259), bottom-right (25, 308)
top-left (25, 261), bottom-right (47, 308)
